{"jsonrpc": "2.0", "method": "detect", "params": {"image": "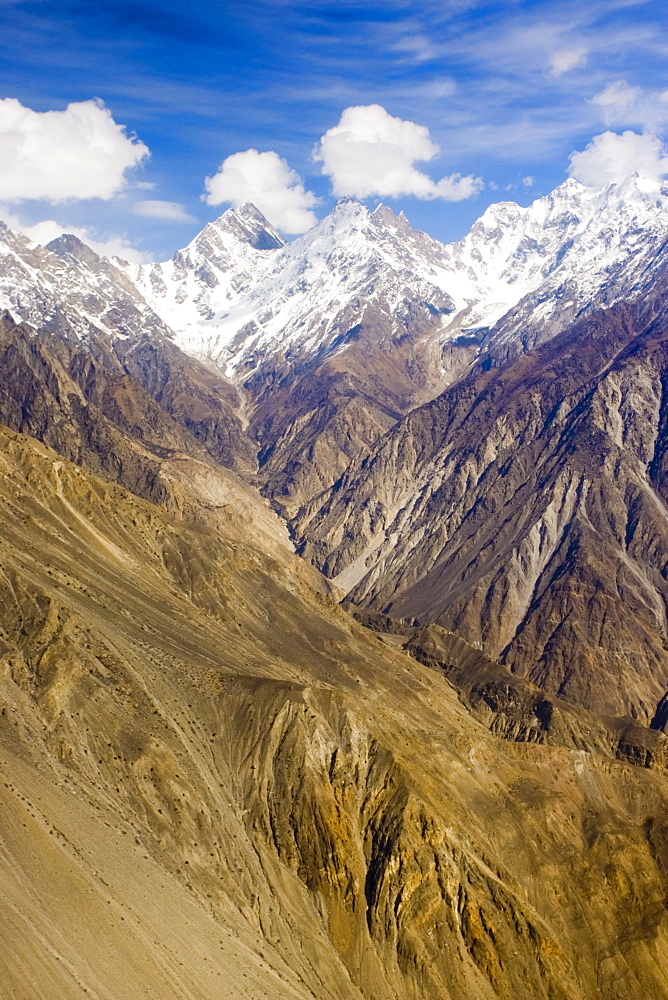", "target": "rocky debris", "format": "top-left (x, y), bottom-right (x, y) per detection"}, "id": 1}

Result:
top-left (2, 425), bottom-right (668, 999)
top-left (343, 606), bottom-right (668, 769)
top-left (293, 283), bottom-right (668, 723)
